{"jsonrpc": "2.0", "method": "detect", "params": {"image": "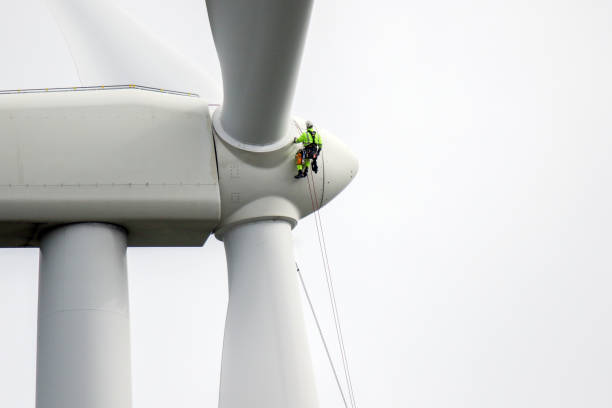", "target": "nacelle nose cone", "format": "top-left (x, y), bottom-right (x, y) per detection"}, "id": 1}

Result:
top-left (321, 130), bottom-right (359, 207)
